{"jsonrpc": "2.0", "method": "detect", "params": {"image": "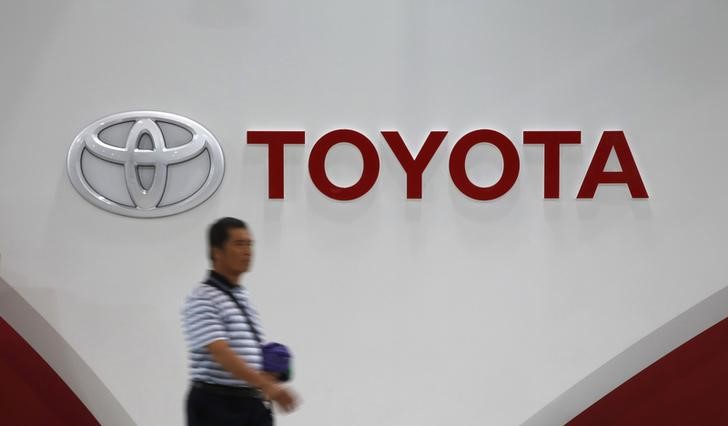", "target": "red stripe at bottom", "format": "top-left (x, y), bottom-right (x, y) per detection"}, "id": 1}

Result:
top-left (568, 316), bottom-right (728, 425)
top-left (0, 316), bottom-right (99, 426)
